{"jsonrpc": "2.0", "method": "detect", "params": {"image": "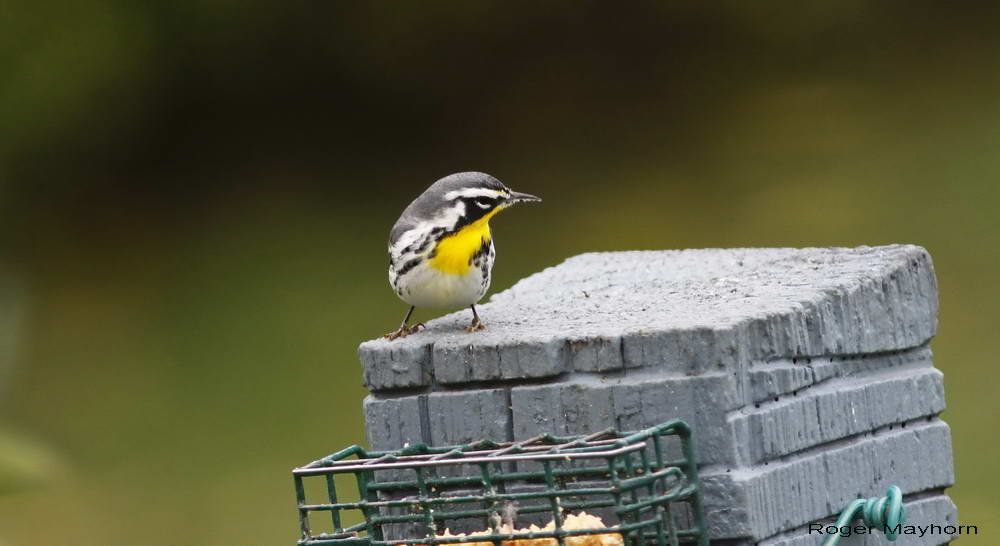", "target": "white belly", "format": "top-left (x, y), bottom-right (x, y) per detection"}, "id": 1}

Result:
top-left (396, 262), bottom-right (490, 308)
